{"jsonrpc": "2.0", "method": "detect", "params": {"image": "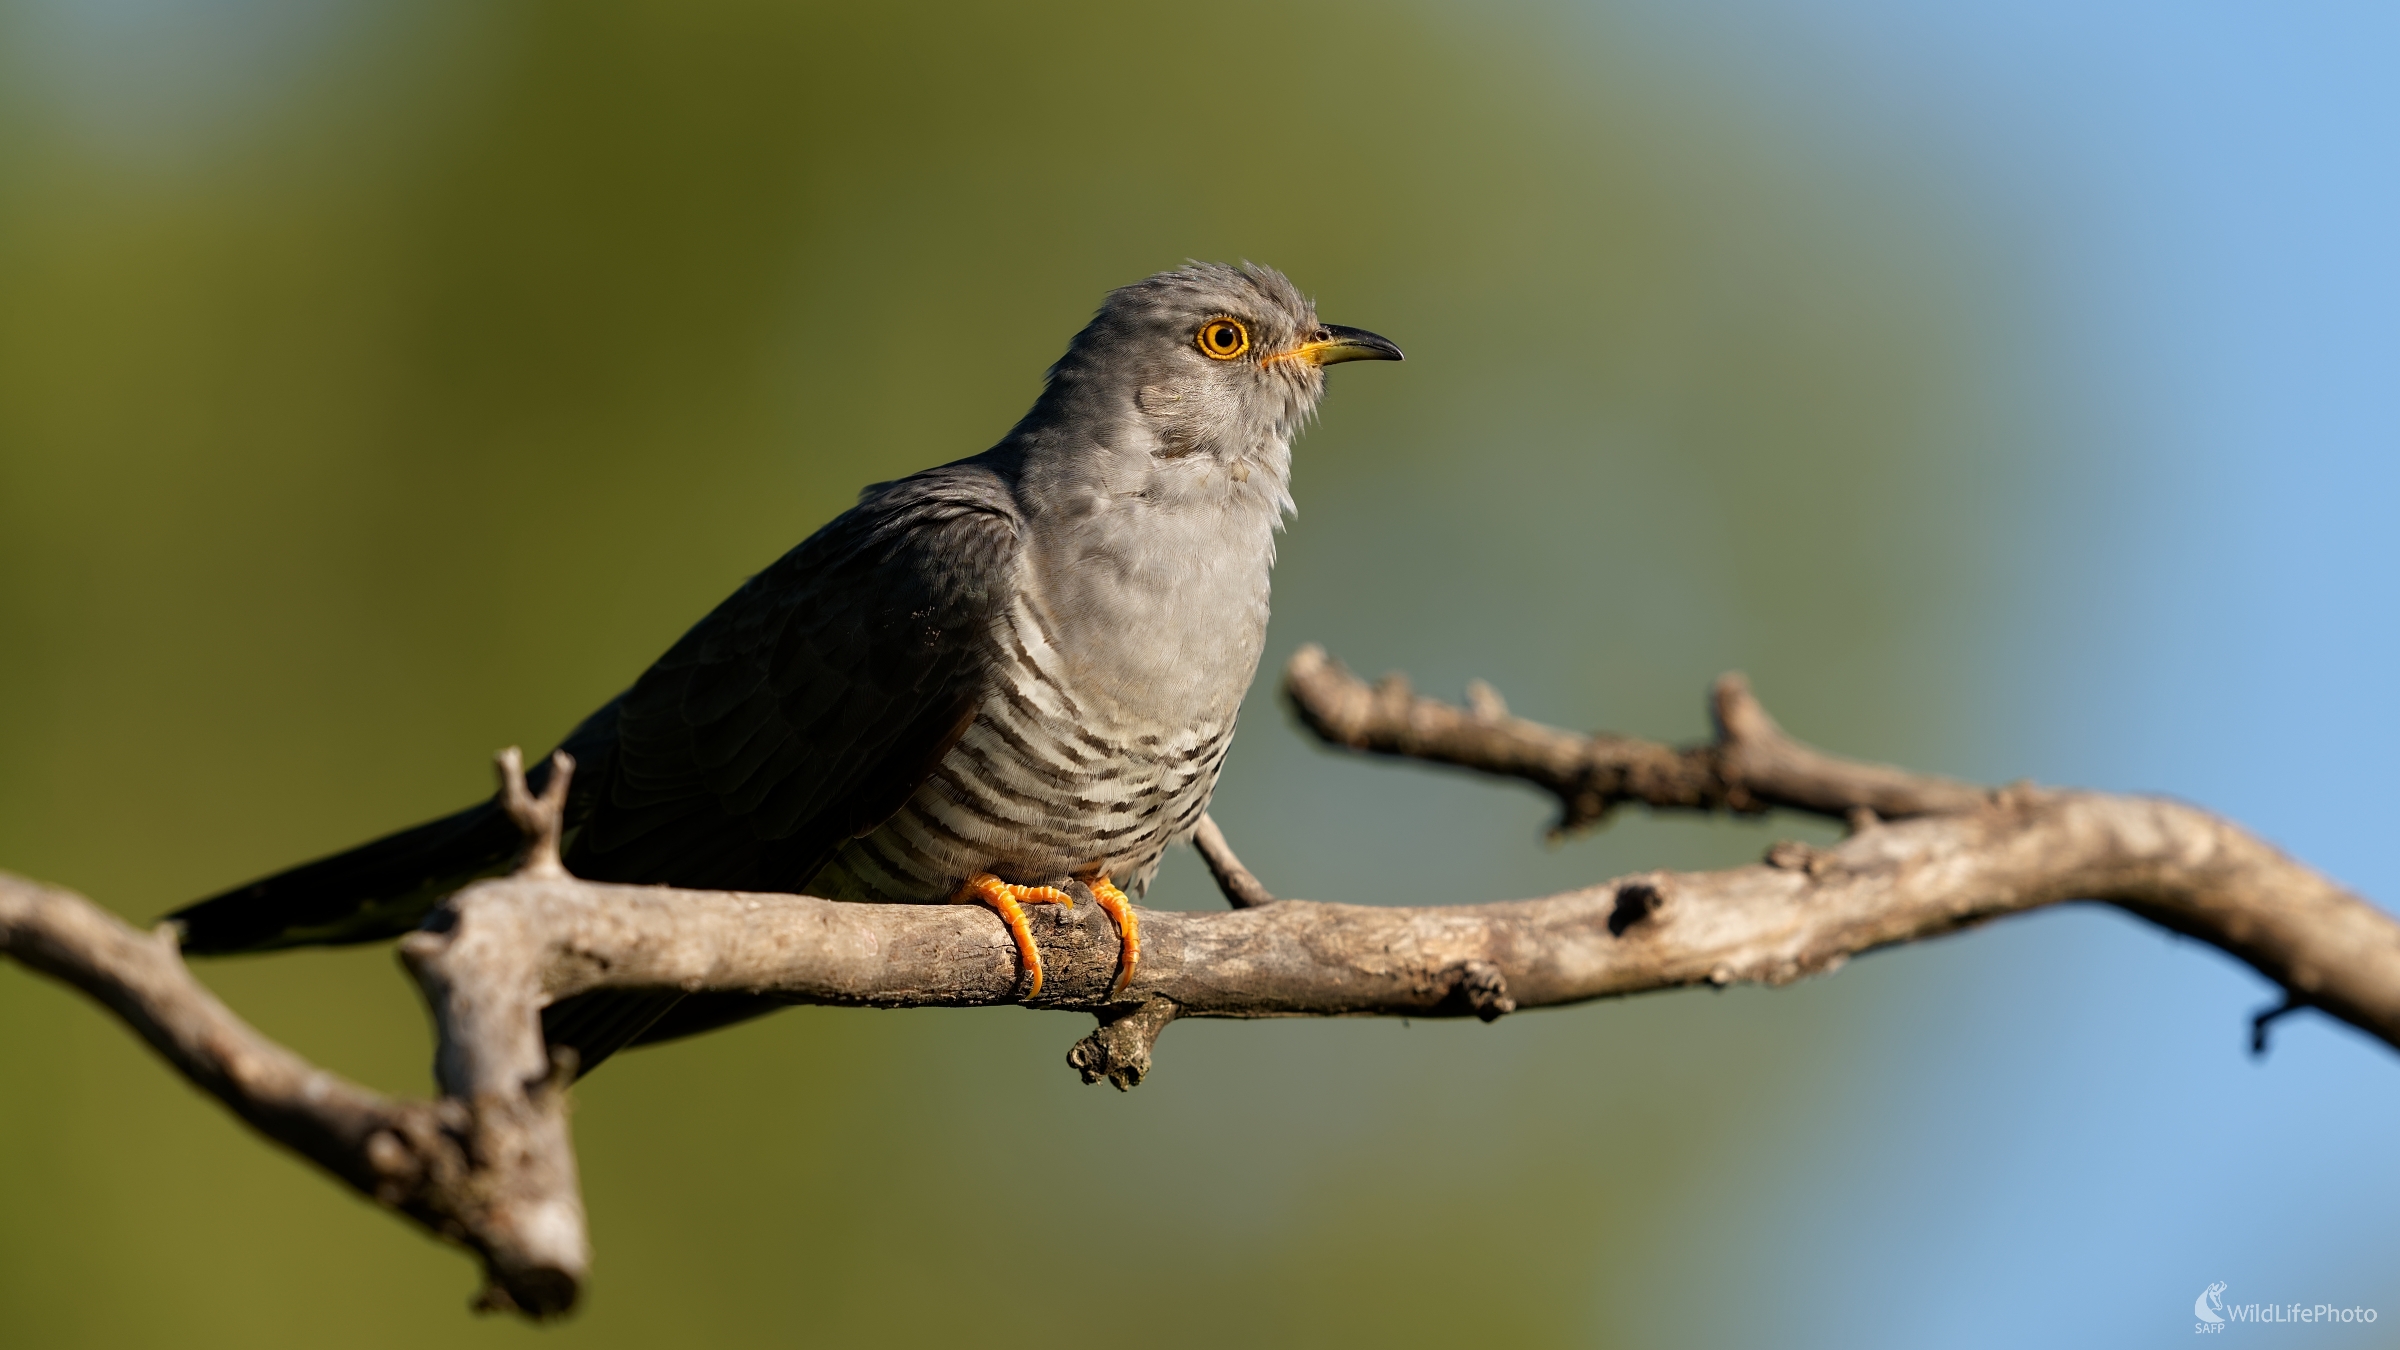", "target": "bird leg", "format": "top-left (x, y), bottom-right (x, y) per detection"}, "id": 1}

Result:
top-left (953, 874), bottom-right (1076, 998)
top-left (1079, 871), bottom-right (1140, 997)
